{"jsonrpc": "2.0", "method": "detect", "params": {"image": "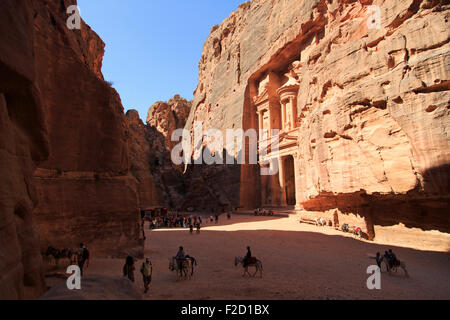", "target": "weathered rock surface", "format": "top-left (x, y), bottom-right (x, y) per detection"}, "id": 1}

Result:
top-left (0, 0), bottom-right (49, 300)
top-left (146, 95), bottom-right (192, 150)
top-left (186, 0), bottom-right (450, 237)
top-left (126, 110), bottom-right (164, 208)
top-left (30, 0), bottom-right (143, 257)
top-left (128, 98), bottom-right (189, 209)
top-left (125, 94), bottom-right (194, 210)
top-left (0, 0), bottom-right (143, 299)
